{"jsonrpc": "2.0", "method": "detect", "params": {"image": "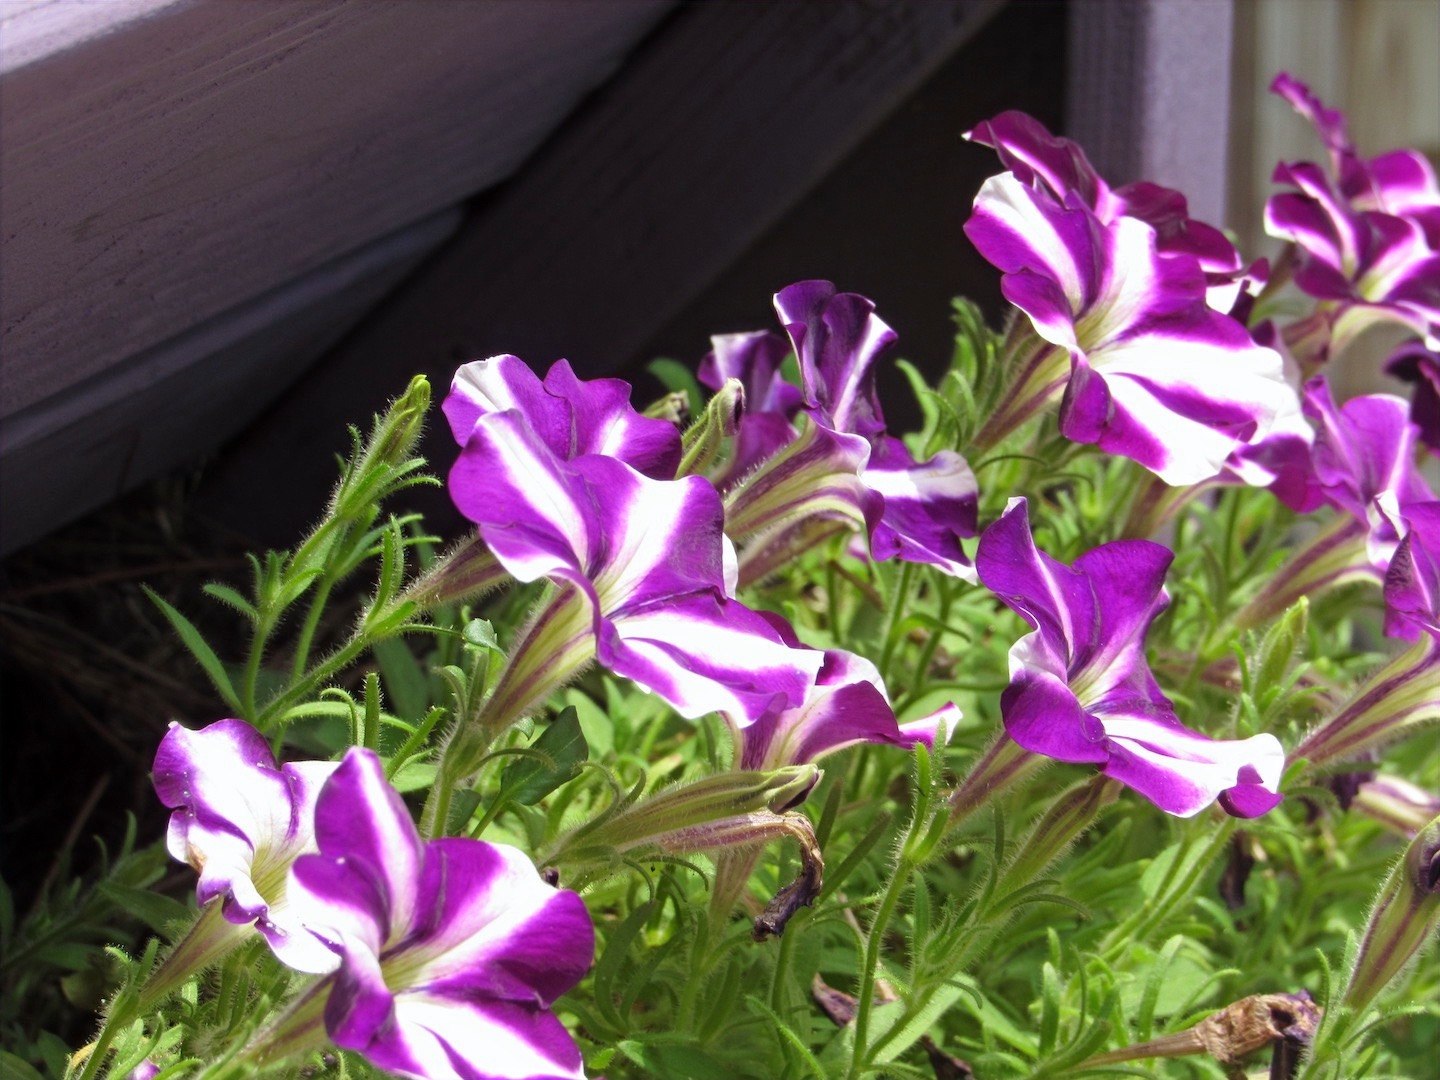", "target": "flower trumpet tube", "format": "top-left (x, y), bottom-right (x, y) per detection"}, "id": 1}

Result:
top-left (251, 749), bottom-right (595, 1080)
top-left (1341, 814), bottom-right (1440, 1015)
top-left (1353, 775), bottom-right (1440, 839)
top-left (1290, 637), bottom-right (1440, 770)
top-left (976, 498), bottom-right (1285, 817)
